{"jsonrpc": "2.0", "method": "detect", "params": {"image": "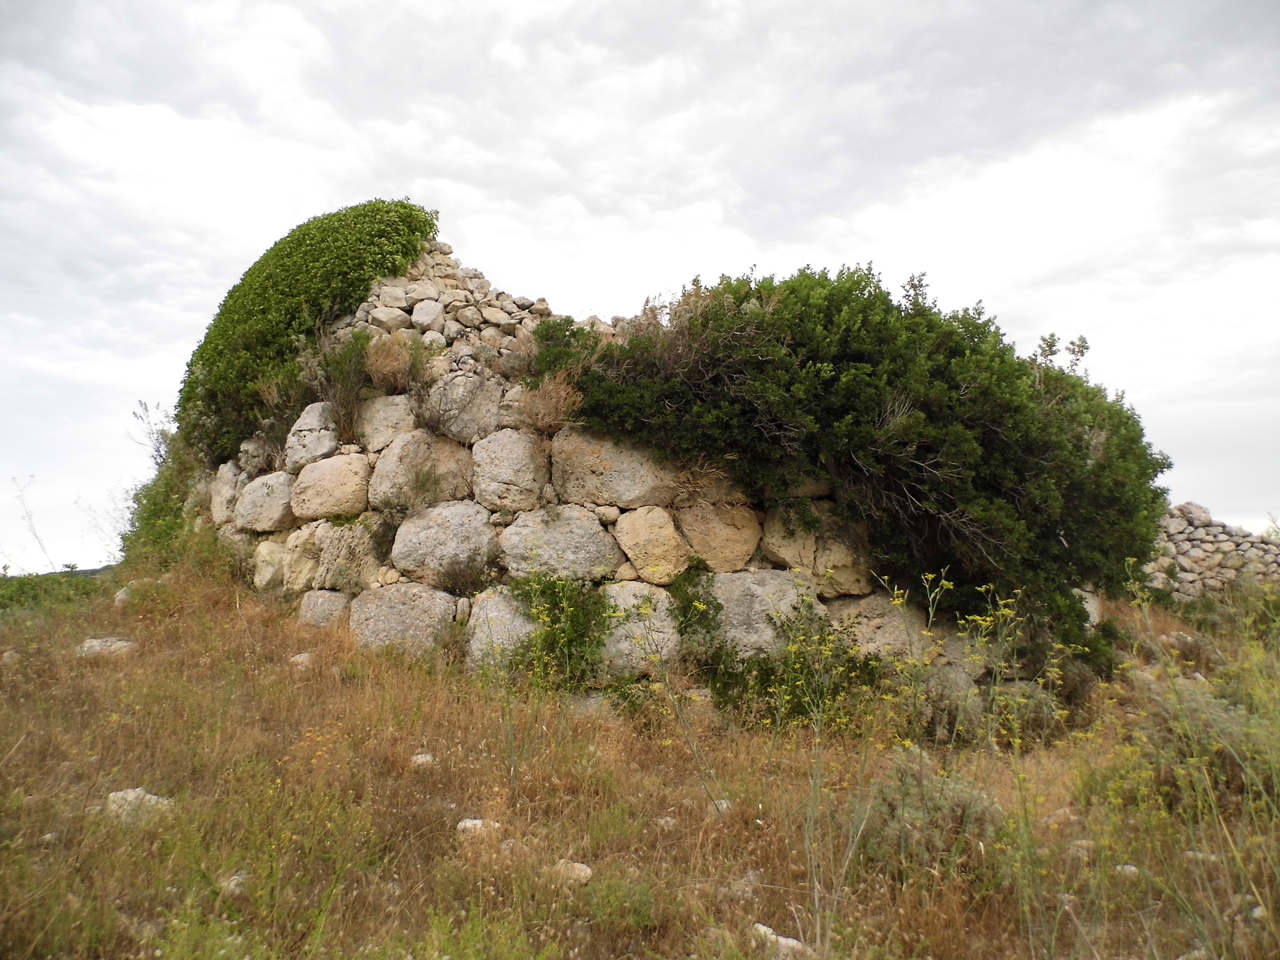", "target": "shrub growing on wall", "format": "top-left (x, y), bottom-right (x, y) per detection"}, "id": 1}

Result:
top-left (176, 199), bottom-right (437, 463)
top-left (543, 268), bottom-right (1170, 625)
